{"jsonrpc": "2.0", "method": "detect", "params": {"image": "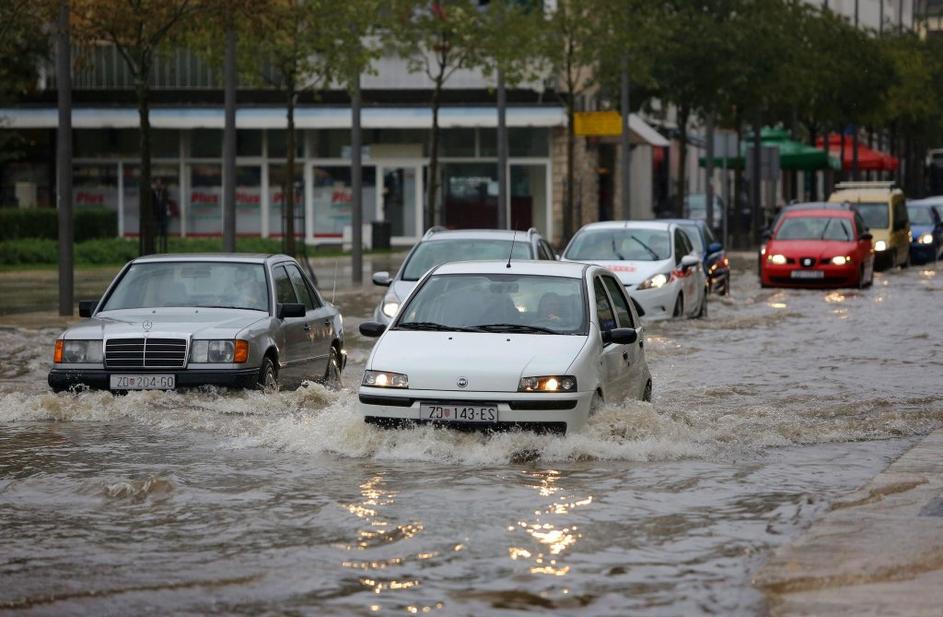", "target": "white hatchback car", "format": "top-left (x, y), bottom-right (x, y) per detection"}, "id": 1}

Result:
top-left (358, 260), bottom-right (652, 435)
top-left (563, 221), bottom-right (708, 320)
